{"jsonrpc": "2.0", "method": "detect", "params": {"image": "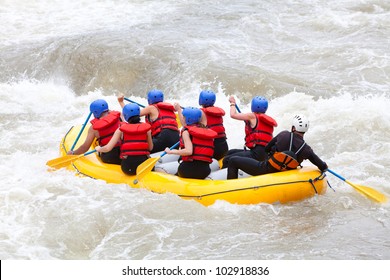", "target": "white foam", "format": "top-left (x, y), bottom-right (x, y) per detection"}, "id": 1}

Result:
top-left (1, 0), bottom-right (389, 261)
